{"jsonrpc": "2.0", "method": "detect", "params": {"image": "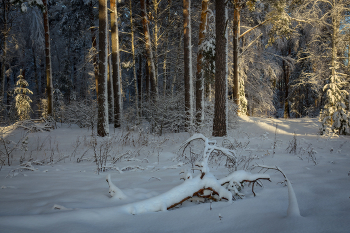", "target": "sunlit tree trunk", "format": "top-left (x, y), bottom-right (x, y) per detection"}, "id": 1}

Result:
top-left (163, 0), bottom-right (171, 97)
top-left (233, 0), bottom-right (240, 111)
top-left (43, 0), bottom-right (53, 117)
top-left (110, 0), bottom-right (122, 128)
top-left (195, 0), bottom-right (209, 127)
top-left (212, 0), bottom-right (227, 137)
top-left (183, 0), bottom-right (193, 130)
top-left (129, 0), bottom-right (139, 121)
top-left (107, 30), bottom-right (114, 123)
top-left (97, 0), bottom-right (109, 136)
top-left (141, 0), bottom-right (157, 101)
top-left (153, 0), bottom-right (159, 89)
top-left (90, 0), bottom-right (99, 97)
